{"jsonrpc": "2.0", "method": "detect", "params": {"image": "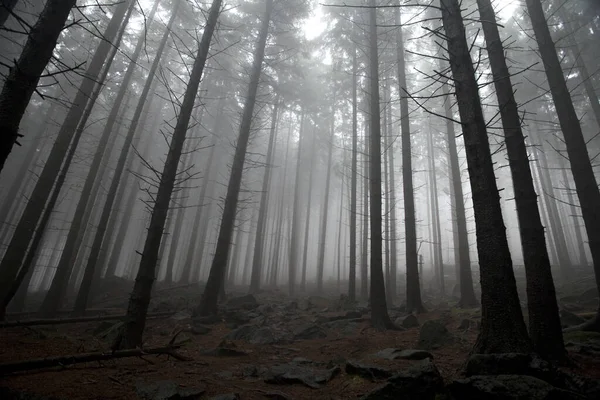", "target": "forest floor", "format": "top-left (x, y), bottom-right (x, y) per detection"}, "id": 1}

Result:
top-left (1, 275), bottom-right (599, 399)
